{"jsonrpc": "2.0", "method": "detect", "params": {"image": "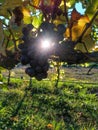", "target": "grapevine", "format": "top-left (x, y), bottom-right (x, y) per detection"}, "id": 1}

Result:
top-left (0, 0), bottom-right (98, 82)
